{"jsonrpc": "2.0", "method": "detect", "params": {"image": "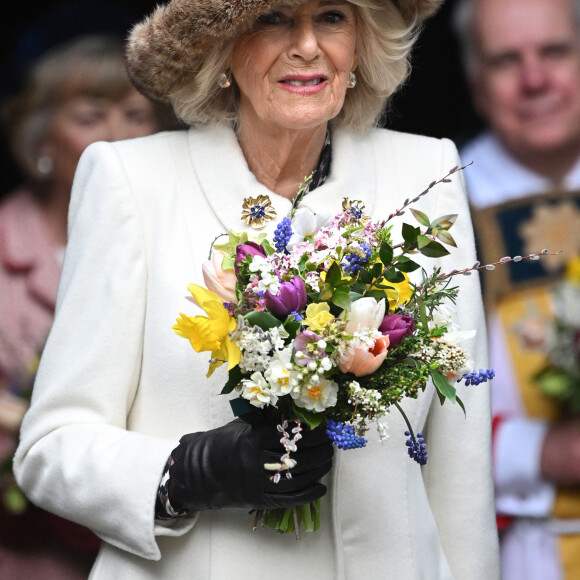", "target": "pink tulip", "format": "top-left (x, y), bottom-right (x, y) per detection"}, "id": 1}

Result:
top-left (202, 251), bottom-right (238, 304)
top-left (338, 335), bottom-right (390, 377)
